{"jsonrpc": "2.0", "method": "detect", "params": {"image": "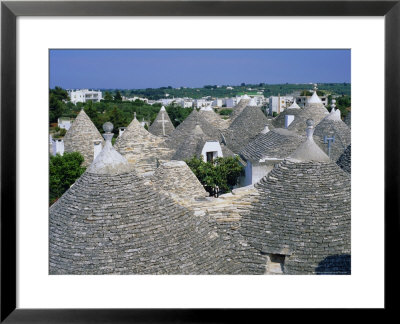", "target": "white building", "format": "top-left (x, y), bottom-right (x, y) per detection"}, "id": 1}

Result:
top-left (158, 98), bottom-right (175, 106)
top-left (194, 99), bottom-right (212, 108)
top-left (212, 98), bottom-right (223, 107)
top-left (122, 96), bottom-right (149, 103)
top-left (225, 97), bottom-right (238, 108)
top-left (176, 98), bottom-right (193, 108)
top-left (68, 89), bottom-right (103, 104)
top-left (297, 95), bottom-right (328, 107)
top-left (268, 96), bottom-right (293, 115)
top-left (58, 117), bottom-right (72, 130)
top-left (201, 141), bottom-right (223, 162)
